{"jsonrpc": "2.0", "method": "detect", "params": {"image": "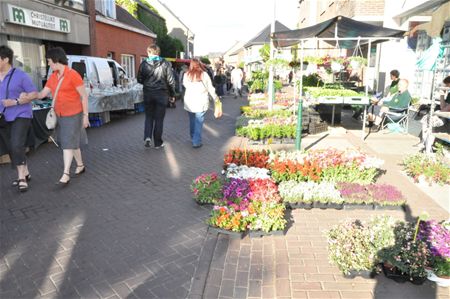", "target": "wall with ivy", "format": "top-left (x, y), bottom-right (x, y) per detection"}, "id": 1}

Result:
top-left (116, 0), bottom-right (184, 58)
